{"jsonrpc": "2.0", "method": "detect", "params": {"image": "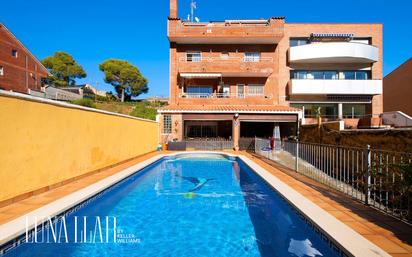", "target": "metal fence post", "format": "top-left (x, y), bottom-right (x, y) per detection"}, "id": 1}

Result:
top-left (365, 144), bottom-right (371, 205)
top-left (295, 119), bottom-right (301, 172)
